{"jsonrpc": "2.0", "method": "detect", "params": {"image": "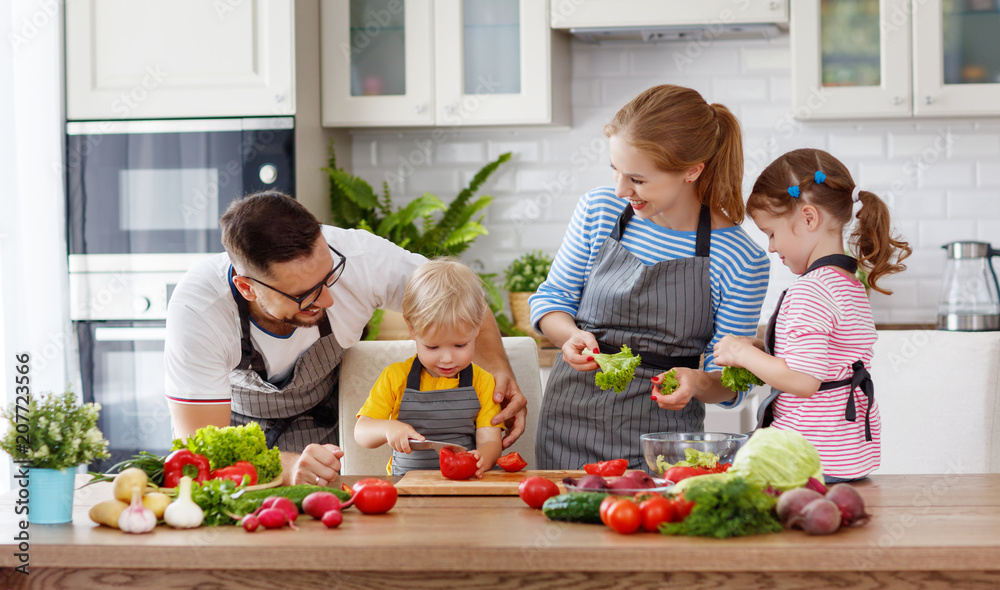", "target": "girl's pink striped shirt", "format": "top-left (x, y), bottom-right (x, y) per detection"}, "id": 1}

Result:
top-left (771, 266), bottom-right (881, 479)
